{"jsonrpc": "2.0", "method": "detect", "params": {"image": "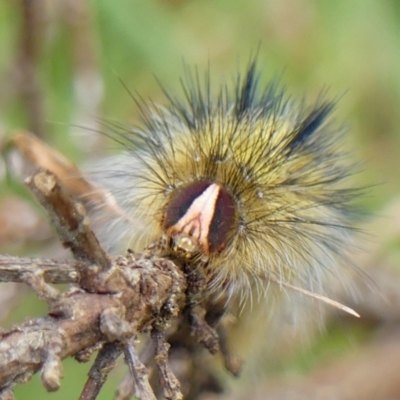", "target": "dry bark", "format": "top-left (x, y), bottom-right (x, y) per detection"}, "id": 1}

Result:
top-left (0, 170), bottom-right (187, 400)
